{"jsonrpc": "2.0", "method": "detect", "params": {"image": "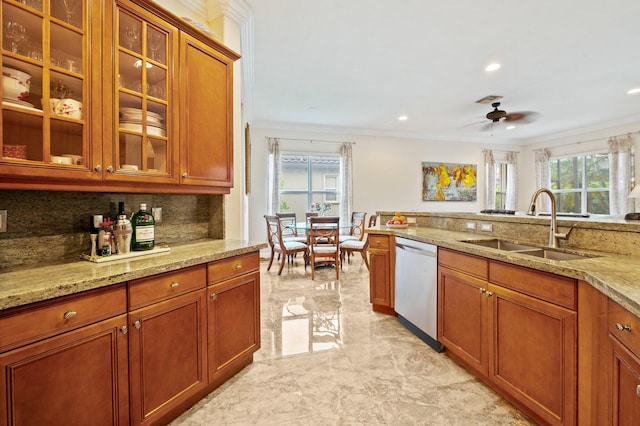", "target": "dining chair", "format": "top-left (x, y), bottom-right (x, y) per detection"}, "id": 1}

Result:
top-left (340, 230), bottom-right (370, 270)
top-left (264, 215), bottom-right (308, 275)
top-left (276, 212), bottom-right (307, 263)
top-left (368, 214), bottom-right (378, 227)
top-left (339, 211), bottom-right (367, 244)
top-left (307, 216), bottom-right (340, 280)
